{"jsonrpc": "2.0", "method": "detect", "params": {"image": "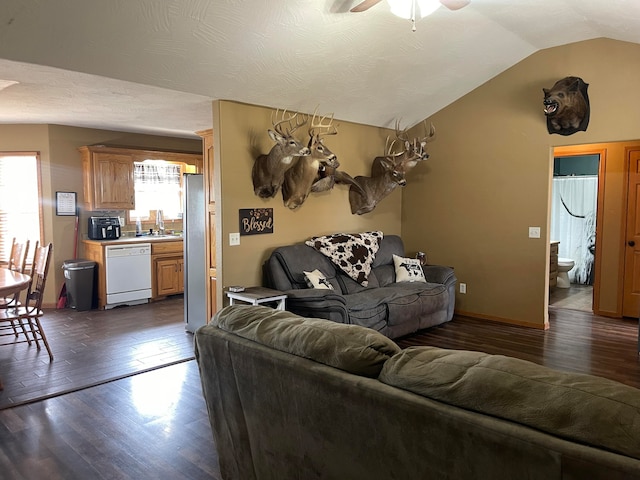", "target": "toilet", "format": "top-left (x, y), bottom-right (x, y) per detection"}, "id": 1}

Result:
top-left (557, 257), bottom-right (575, 288)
